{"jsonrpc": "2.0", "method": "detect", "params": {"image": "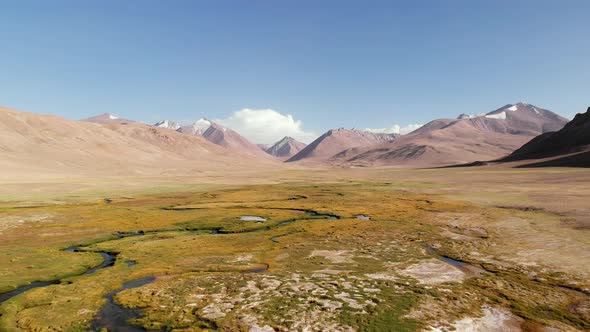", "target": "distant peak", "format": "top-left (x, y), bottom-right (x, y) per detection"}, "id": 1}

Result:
top-left (154, 119), bottom-right (180, 129)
